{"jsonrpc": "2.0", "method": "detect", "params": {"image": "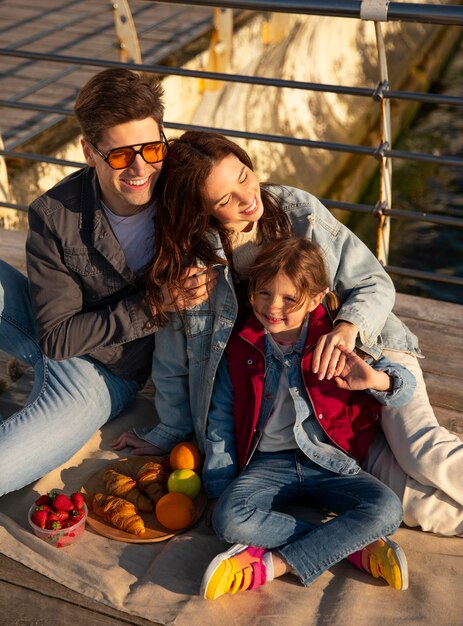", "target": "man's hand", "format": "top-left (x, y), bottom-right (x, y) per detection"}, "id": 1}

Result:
top-left (312, 321), bottom-right (358, 380)
top-left (109, 430), bottom-right (166, 456)
top-left (334, 344), bottom-right (391, 392)
top-left (158, 266), bottom-right (218, 313)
